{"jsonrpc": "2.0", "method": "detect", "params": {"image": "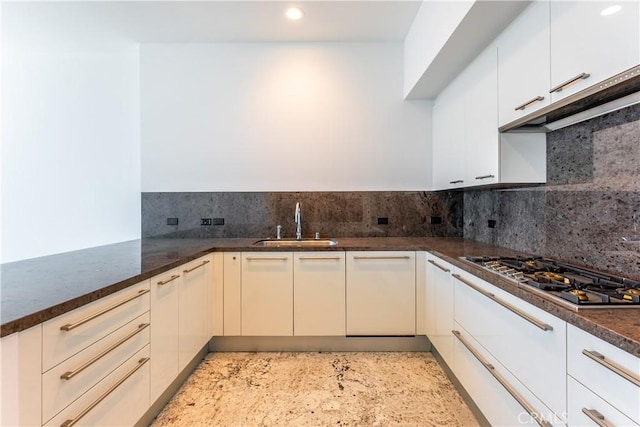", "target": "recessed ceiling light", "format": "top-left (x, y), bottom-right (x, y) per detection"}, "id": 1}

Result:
top-left (601, 5), bottom-right (622, 16)
top-left (286, 7), bottom-right (304, 20)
